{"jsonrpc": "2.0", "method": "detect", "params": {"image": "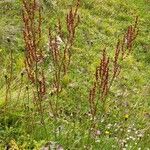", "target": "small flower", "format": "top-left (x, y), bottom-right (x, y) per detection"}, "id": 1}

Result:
top-left (128, 136), bottom-right (136, 141)
top-left (95, 139), bottom-right (100, 143)
top-left (126, 137), bottom-right (130, 140)
top-left (125, 144), bottom-right (128, 147)
top-left (95, 130), bottom-right (101, 136)
top-left (127, 129), bottom-right (131, 133)
top-left (137, 133), bottom-right (143, 139)
top-left (124, 114), bottom-right (129, 120)
top-left (133, 128), bottom-right (136, 131)
top-left (120, 128), bottom-right (123, 131)
top-left (105, 130), bottom-right (110, 135)
top-left (101, 118), bottom-right (104, 123)
top-left (112, 145), bottom-right (116, 148)
top-left (107, 123), bottom-right (112, 129)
